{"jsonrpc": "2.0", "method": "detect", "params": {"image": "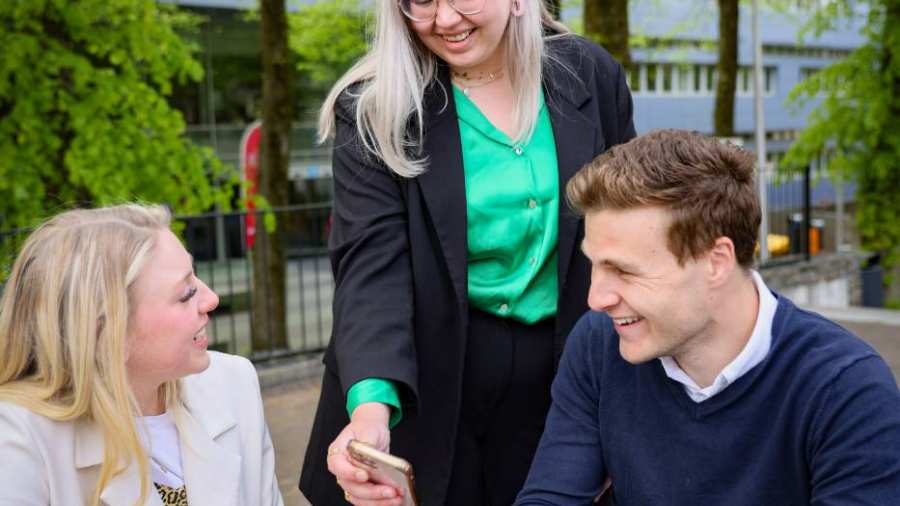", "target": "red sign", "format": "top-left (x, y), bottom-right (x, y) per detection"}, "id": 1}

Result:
top-left (240, 120), bottom-right (262, 249)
